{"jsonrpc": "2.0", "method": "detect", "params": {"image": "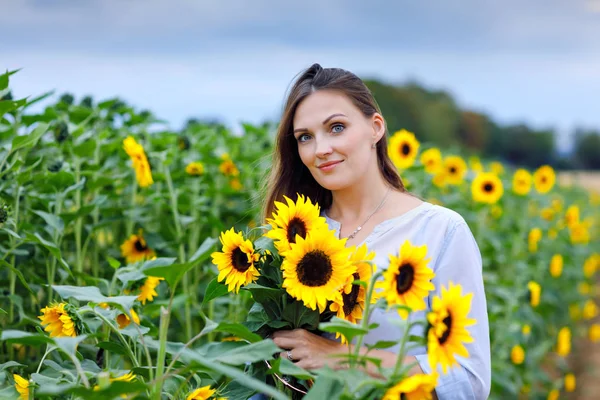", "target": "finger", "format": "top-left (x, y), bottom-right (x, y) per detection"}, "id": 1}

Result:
top-left (272, 335), bottom-right (299, 350)
top-left (272, 329), bottom-right (303, 339)
top-left (279, 350), bottom-right (297, 362)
